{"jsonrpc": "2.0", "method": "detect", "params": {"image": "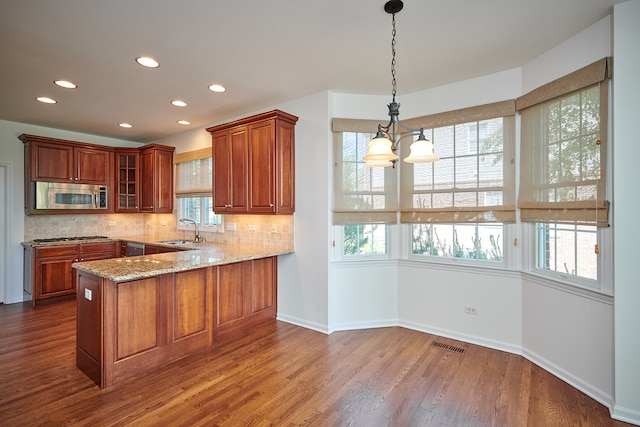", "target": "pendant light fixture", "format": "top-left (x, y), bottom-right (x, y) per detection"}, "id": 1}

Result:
top-left (363, 0), bottom-right (439, 167)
